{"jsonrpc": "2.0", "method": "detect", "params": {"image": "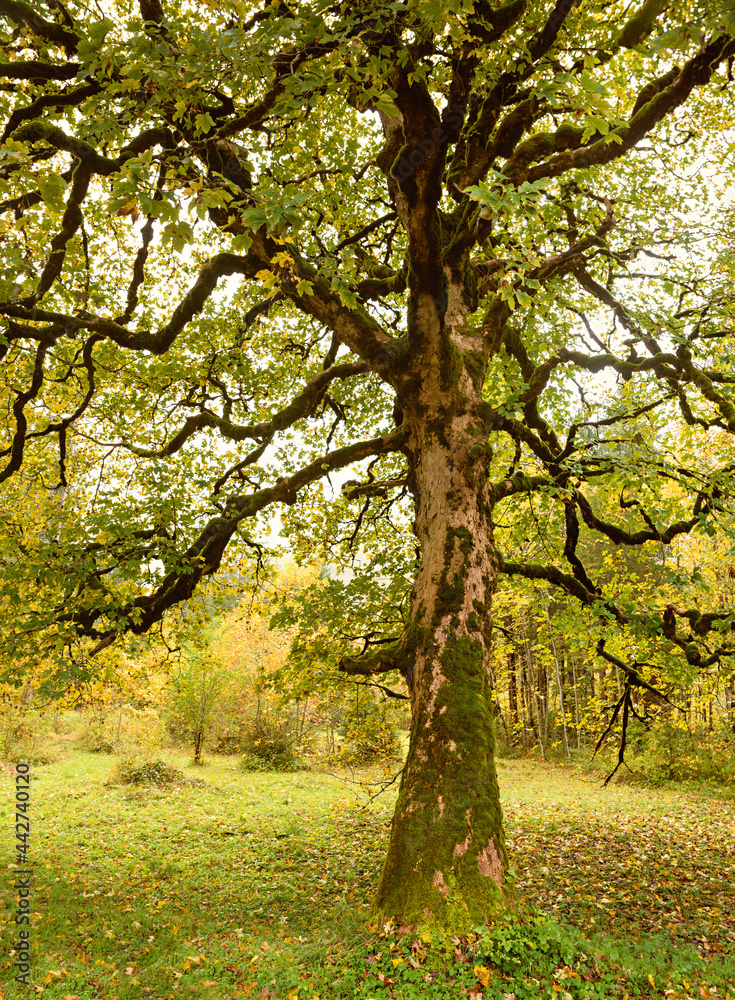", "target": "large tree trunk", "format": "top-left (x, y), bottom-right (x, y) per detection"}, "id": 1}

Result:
top-left (371, 350), bottom-right (511, 931)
